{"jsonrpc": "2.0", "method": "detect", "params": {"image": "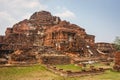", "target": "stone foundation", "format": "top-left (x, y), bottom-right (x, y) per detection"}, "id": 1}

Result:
top-left (45, 65), bottom-right (108, 77)
top-left (40, 54), bottom-right (71, 65)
